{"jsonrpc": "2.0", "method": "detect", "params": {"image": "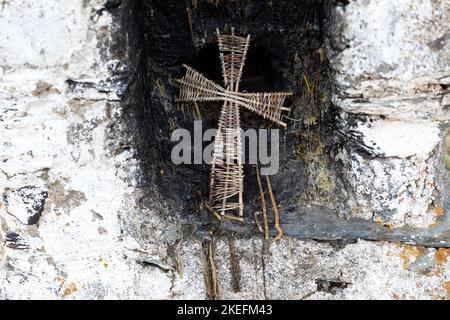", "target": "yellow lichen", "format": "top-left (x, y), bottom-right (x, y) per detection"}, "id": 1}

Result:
top-left (99, 257), bottom-right (109, 268)
top-left (435, 207), bottom-right (444, 217)
top-left (374, 218), bottom-right (395, 230)
top-left (316, 169), bottom-right (335, 191)
top-left (435, 248), bottom-right (450, 266)
top-left (445, 281), bottom-right (450, 299)
top-left (399, 245), bottom-right (426, 270)
top-left (317, 47), bottom-right (326, 63)
top-left (154, 79), bottom-right (167, 98)
top-left (61, 283), bottom-right (77, 299)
